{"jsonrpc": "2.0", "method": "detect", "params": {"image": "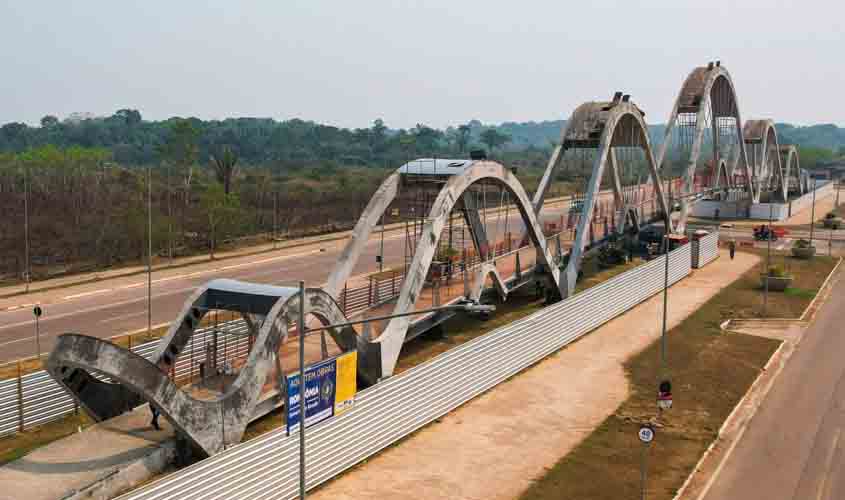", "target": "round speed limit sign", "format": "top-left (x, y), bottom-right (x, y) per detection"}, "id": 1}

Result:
top-left (638, 425), bottom-right (655, 444)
